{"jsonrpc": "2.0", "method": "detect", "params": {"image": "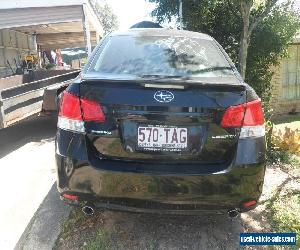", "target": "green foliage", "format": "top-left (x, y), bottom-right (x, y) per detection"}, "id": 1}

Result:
top-left (183, 1), bottom-right (242, 64)
top-left (147, 240), bottom-right (159, 250)
top-left (273, 115), bottom-right (300, 125)
top-left (267, 146), bottom-right (299, 165)
top-left (149, 1), bottom-right (300, 164)
top-left (268, 191), bottom-right (300, 247)
top-left (148, 0), bottom-right (300, 108)
top-left (87, 229), bottom-right (114, 250)
top-left (150, 0), bottom-right (242, 61)
top-left (58, 208), bottom-right (85, 240)
top-left (61, 49), bottom-right (87, 65)
top-left (246, 2), bottom-right (300, 101)
top-left (95, 2), bottom-right (119, 35)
